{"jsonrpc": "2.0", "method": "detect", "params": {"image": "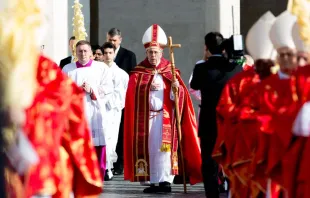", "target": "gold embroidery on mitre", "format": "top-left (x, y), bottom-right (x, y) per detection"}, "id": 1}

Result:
top-left (135, 159), bottom-right (148, 176)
